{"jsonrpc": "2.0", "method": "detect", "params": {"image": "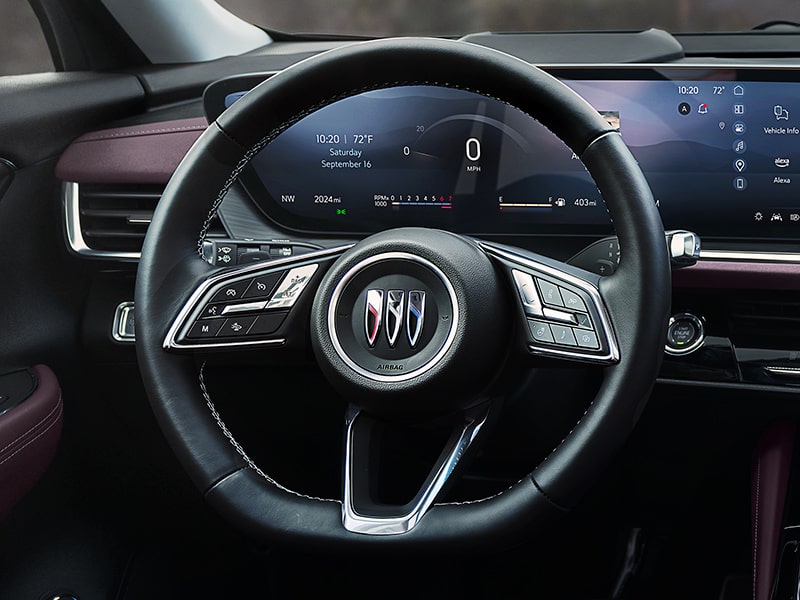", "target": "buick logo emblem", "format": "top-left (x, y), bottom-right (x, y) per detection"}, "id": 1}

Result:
top-left (364, 288), bottom-right (426, 348)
